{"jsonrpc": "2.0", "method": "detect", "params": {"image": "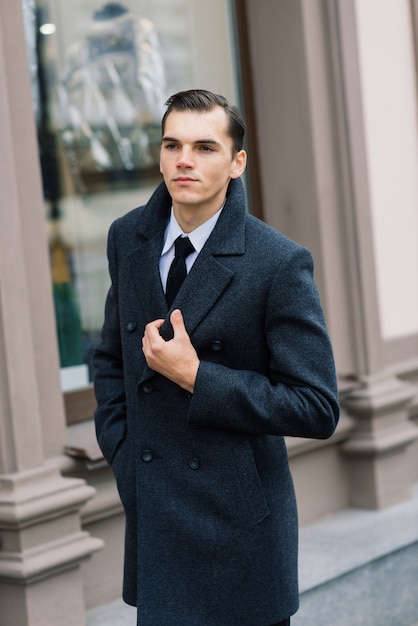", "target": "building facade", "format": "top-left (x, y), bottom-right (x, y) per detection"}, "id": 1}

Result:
top-left (0, 1), bottom-right (417, 624)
